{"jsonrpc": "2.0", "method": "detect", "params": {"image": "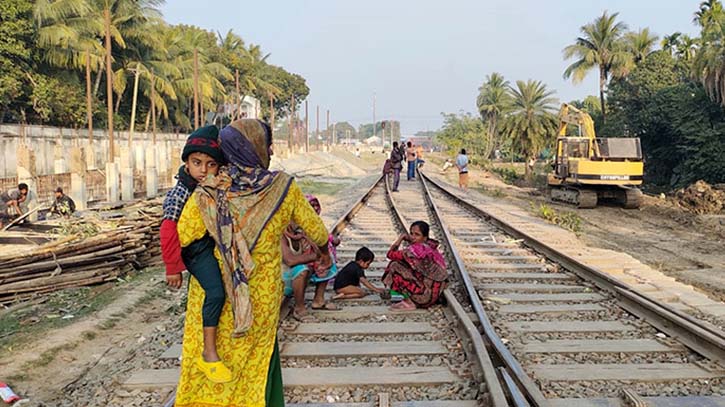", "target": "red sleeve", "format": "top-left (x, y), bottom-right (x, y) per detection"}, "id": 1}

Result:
top-left (387, 247), bottom-right (404, 261)
top-left (160, 219), bottom-right (186, 275)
